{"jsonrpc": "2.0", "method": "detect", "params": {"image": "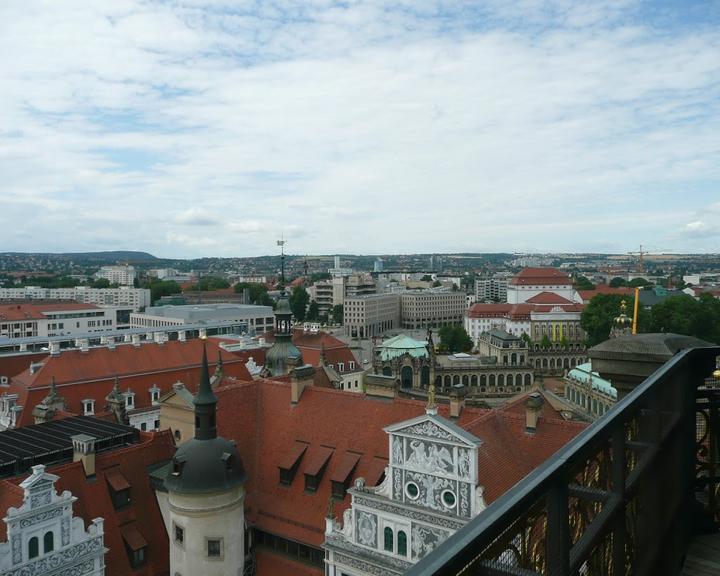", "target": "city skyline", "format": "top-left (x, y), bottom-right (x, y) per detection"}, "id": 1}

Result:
top-left (2, 1), bottom-right (720, 257)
